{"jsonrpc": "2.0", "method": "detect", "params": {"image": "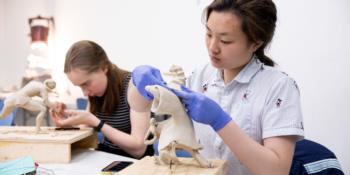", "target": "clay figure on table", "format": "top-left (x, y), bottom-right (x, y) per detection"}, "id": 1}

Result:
top-left (0, 79), bottom-right (57, 132)
top-left (143, 66), bottom-right (212, 168)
